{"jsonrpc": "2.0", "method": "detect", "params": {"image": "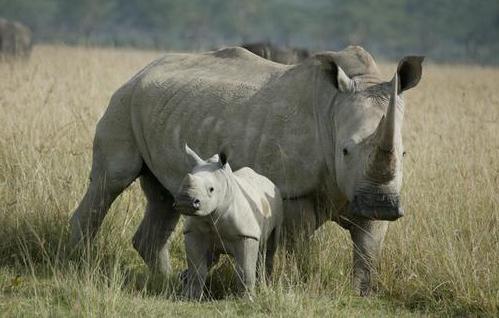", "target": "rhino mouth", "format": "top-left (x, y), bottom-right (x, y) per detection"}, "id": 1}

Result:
top-left (173, 196), bottom-right (199, 216)
top-left (349, 193), bottom-right (404, 221)
top-left (174, 196), bottom-right (214, 217)
top-left (175, 208), bottom-right (199, 216)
